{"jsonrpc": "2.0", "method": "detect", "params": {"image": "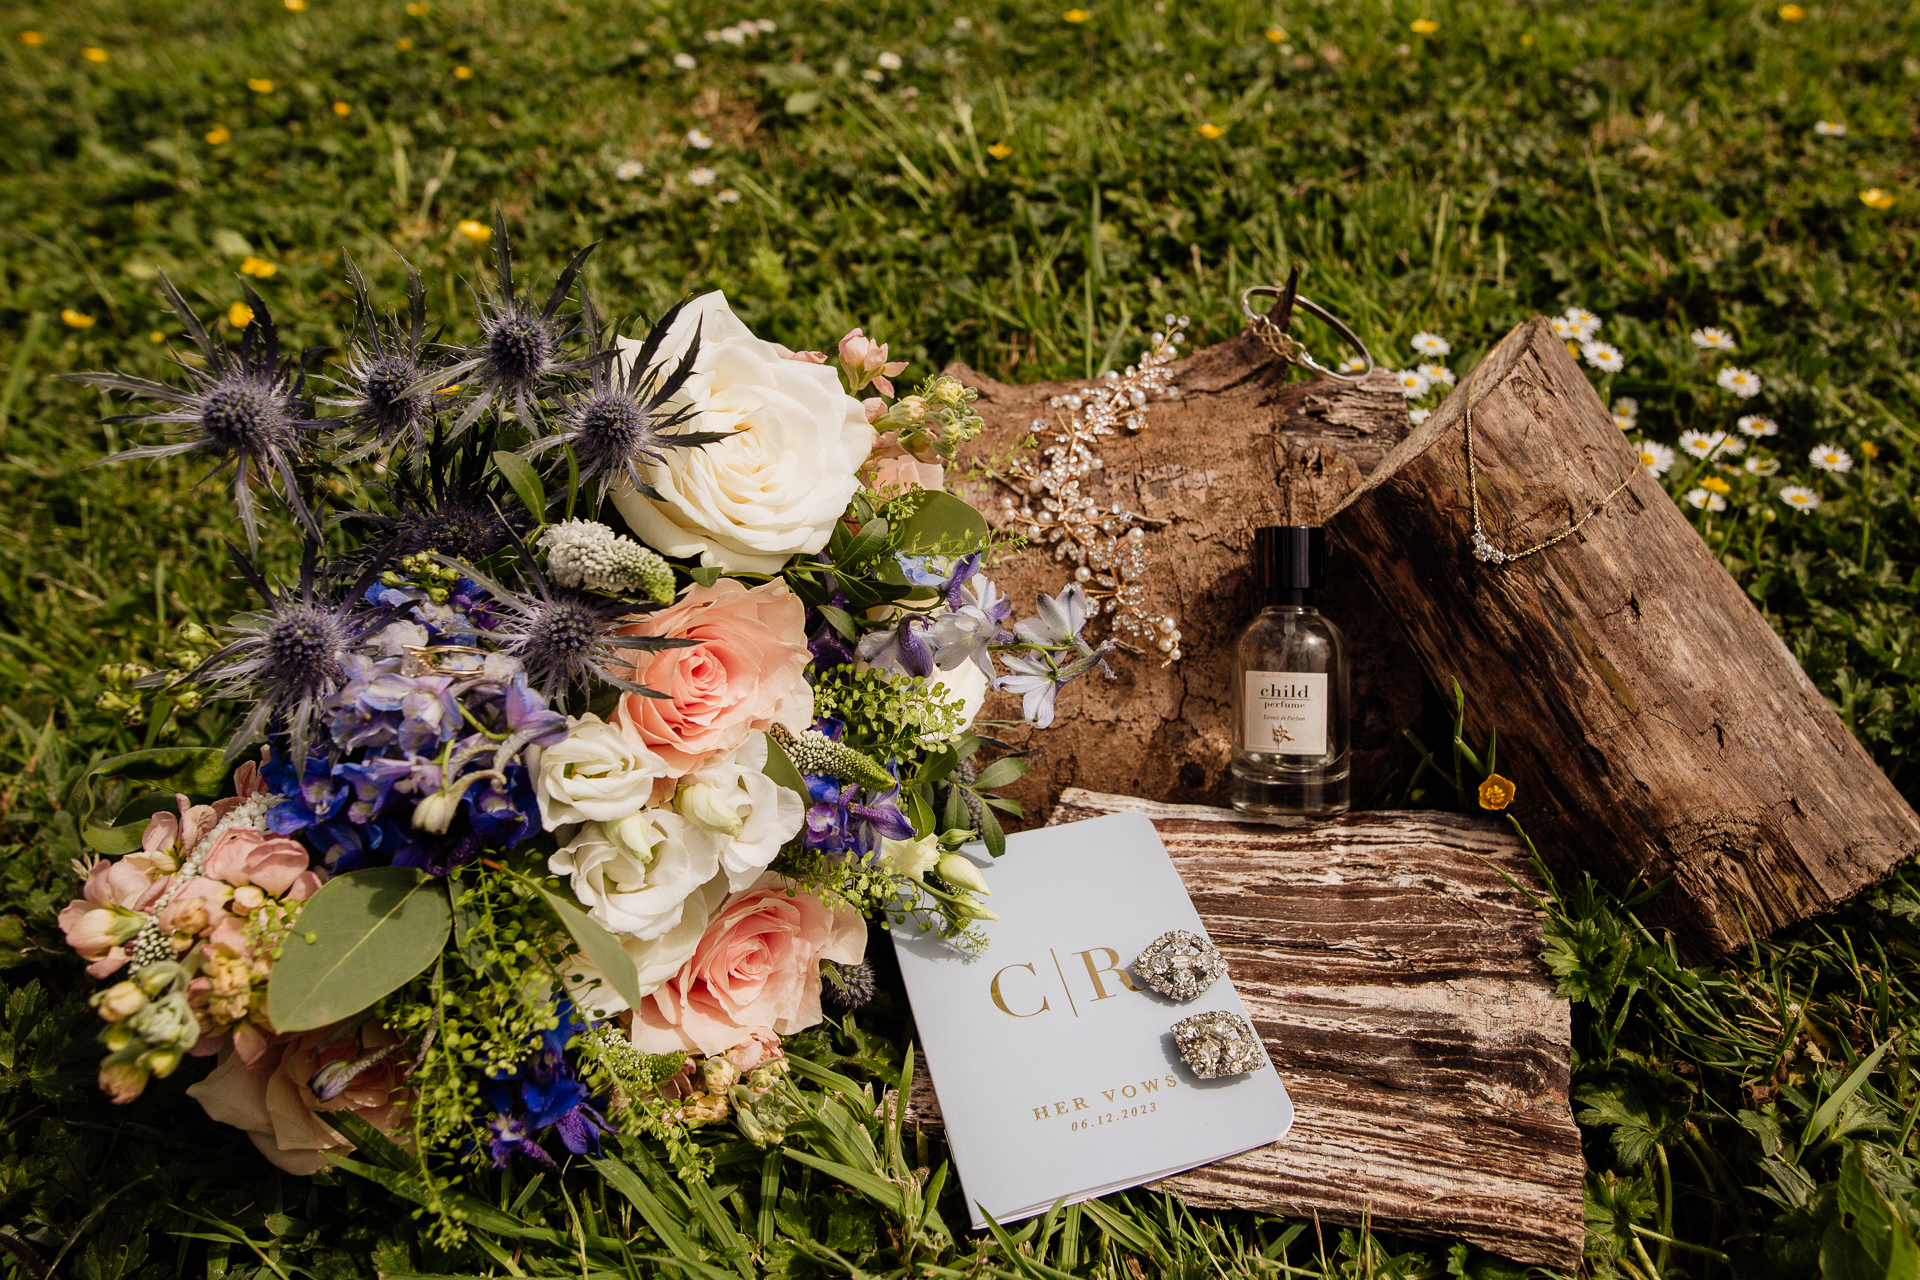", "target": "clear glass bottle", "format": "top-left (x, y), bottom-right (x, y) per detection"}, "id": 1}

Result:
top-left (1230, 526), bottom-right (1351, 816)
